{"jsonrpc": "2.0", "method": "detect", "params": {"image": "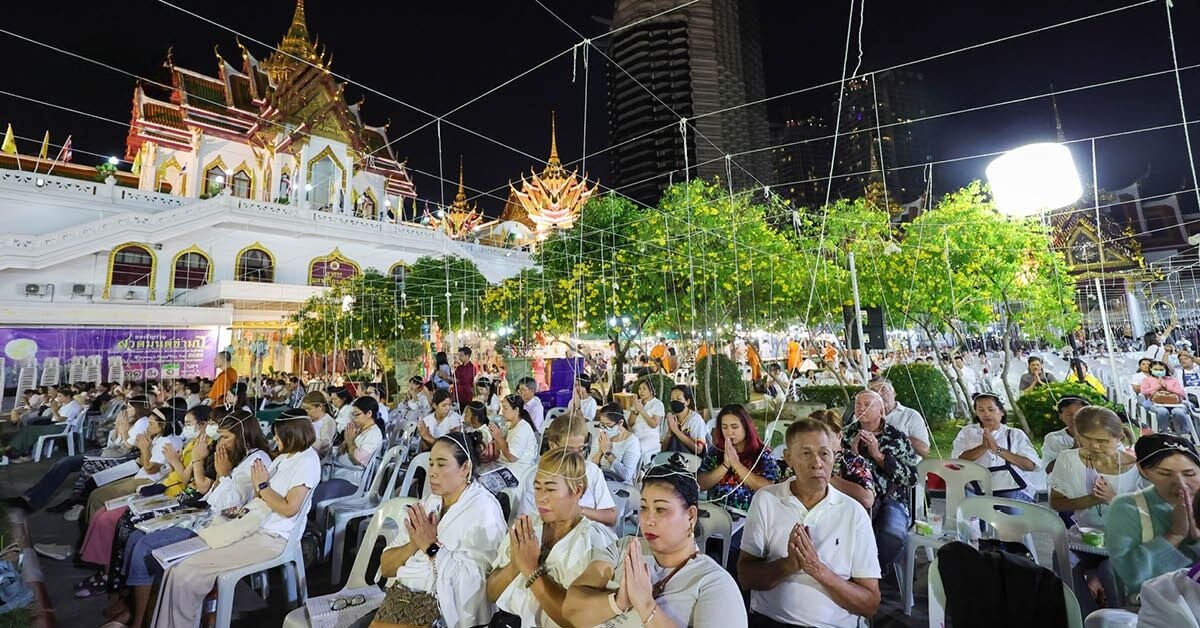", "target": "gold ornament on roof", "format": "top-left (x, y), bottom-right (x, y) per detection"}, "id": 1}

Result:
top-left (506, 113), bottom-right (597, 235)
top-left (432, 157), bottom-right (483, 239)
